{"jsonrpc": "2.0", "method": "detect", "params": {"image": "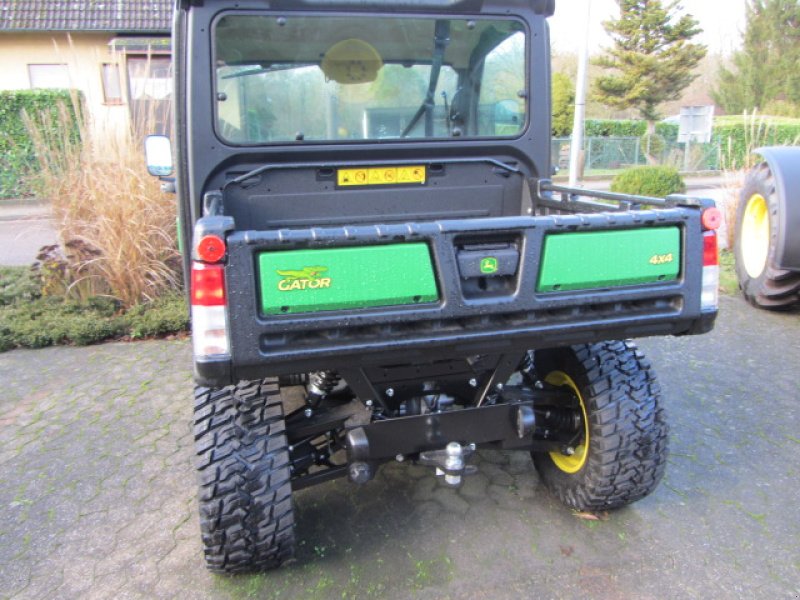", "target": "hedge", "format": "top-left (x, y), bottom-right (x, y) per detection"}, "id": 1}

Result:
top-left (712, 116), bottom-right (800, 169)
top-left (584, 119), bottom-right (679, 142)
top-left (0, 89), bottom-right (82, 198)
